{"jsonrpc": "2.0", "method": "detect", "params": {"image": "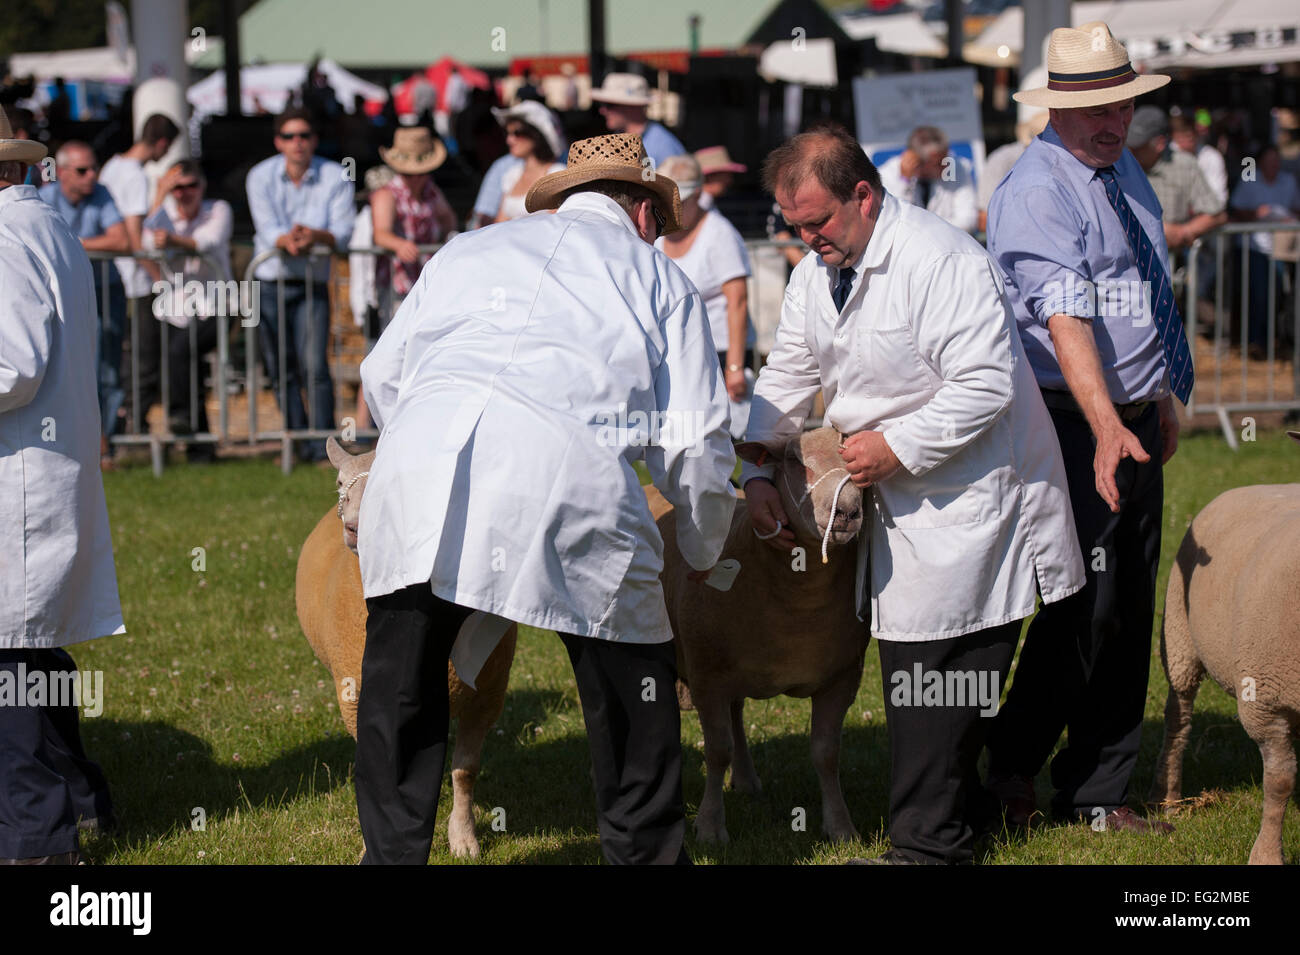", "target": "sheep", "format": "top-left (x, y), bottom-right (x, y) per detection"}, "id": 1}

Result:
top-left (295, 436), bottom-right (517, 859)
top-left (1150, 432), bottom-right (1300, 865)
top-left (654, 426), bottom-right (869, 844)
